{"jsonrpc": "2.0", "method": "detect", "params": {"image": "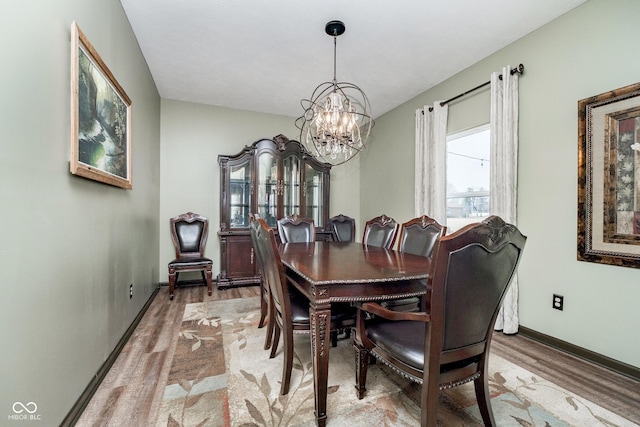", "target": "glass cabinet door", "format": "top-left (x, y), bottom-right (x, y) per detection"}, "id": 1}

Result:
top-left (283, 155), bottom-right (300, 217)
top-left (229, 161), bottom-right (251, 228)
top-left (304, 163), bottom-right (324, 227)
top-left (256, 152), bottom-right (279, 227)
